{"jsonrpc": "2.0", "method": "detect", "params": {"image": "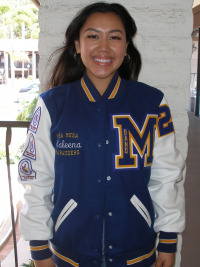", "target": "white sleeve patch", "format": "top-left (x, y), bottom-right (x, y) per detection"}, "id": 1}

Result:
top-left (29, 107), bottom-right (41, 134)
top-left (18, 158), bottom-right (36, 181)
top-left (23, 133), bottom-right (36, 160)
